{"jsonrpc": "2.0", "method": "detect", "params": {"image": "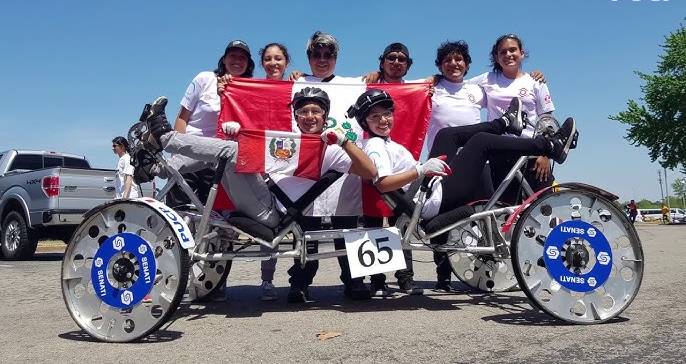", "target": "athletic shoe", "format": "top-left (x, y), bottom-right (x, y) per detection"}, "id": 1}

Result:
top-left (434, 280), bottom-right (457, 292)
top-left (343, 281), bottom-right (372, 300)
top-left (498, 97), bottom-right (524, 136)
top-left (144, 96), bottom-right (172, 151)
top-left (547, 117), bottom-right (578, 164)
top-left (286, 286), bottom-right (310, 303)
top-left (260, 281), bottom-right (278, 301)
top-left (370, 281), bottom-right (391, 297)
top-left (398, 279), bottom-right (424, 295)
